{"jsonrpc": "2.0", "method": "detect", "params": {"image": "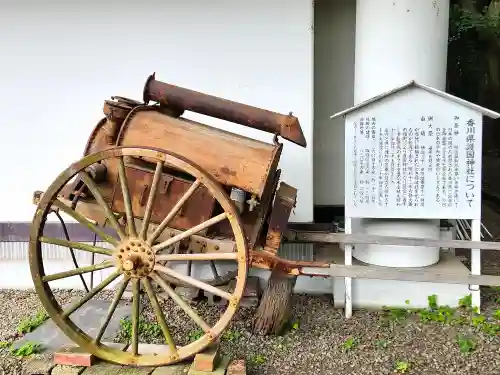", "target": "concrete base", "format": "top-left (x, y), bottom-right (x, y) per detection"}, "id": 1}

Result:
top-left (332, 252), bottom-right (471, 309)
